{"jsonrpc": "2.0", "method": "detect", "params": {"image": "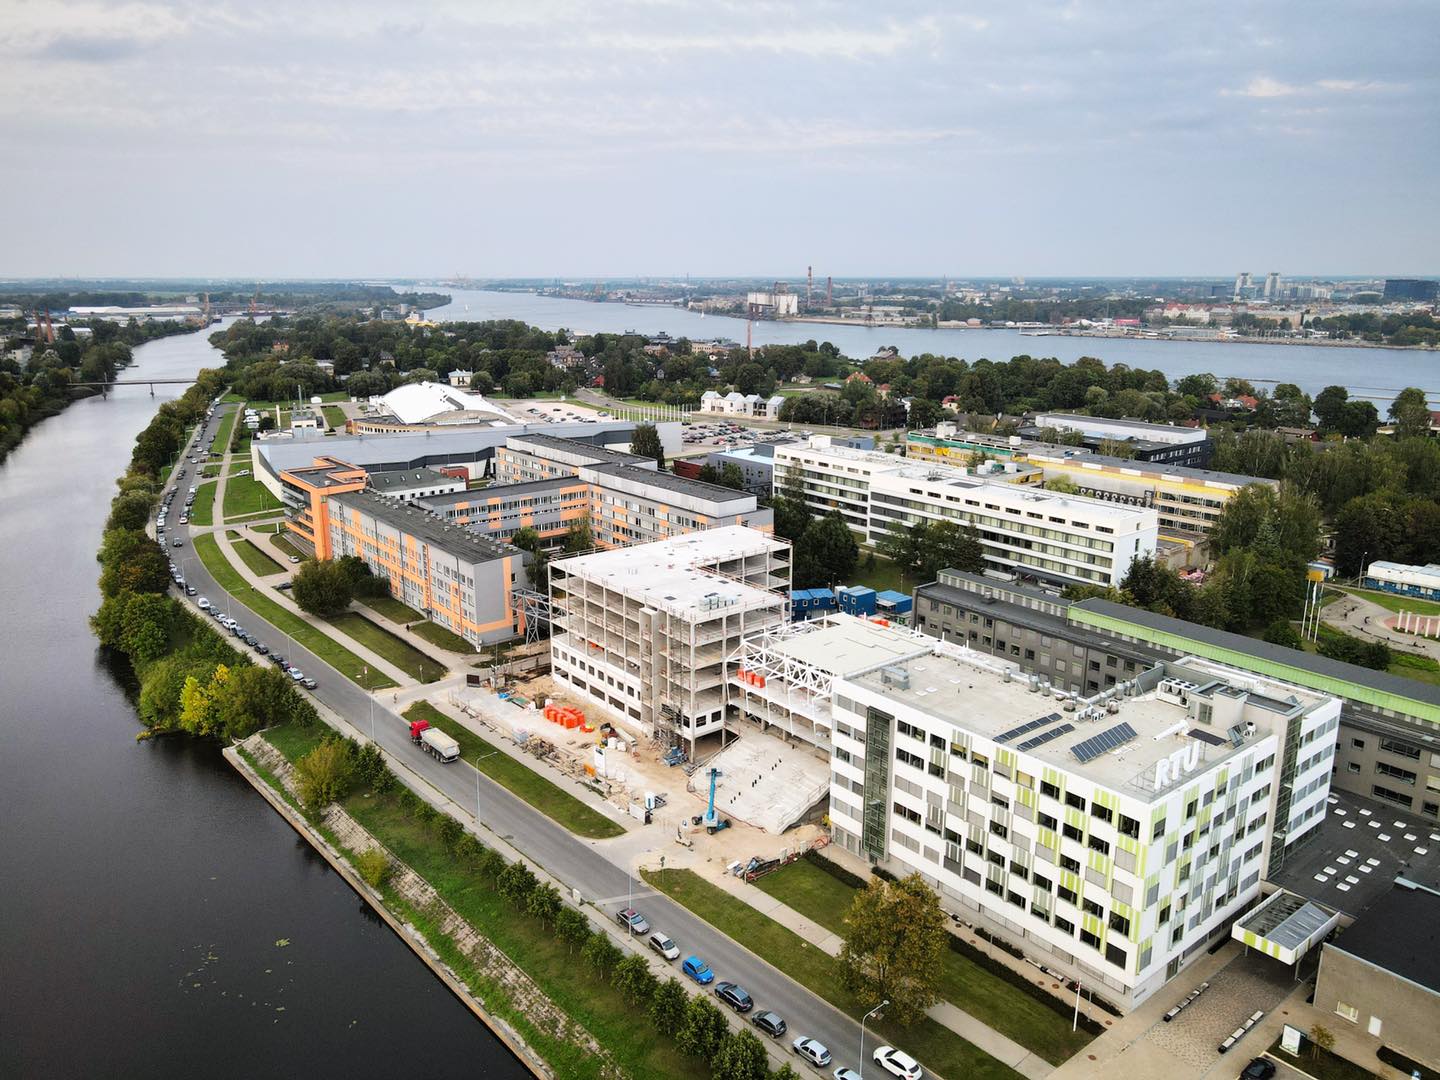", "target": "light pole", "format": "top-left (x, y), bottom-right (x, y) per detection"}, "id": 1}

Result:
top-left (1072, 978), bottom-right (1083, 1032)
top-left (473, 750), bottom-right (499, 822)
top-left (358, 666), bottom-right (374, 740)
top-left (860, 999), bottom-right (887, 1077)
